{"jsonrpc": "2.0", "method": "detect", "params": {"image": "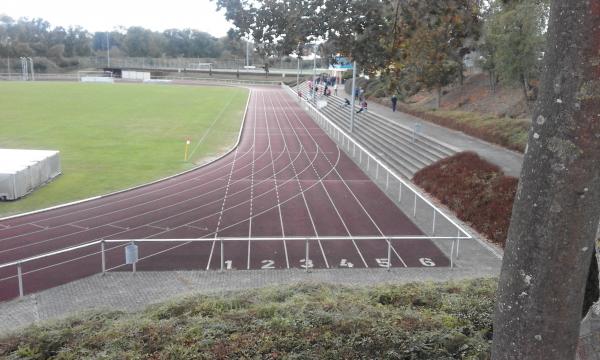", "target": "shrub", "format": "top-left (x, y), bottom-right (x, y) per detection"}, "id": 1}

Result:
top-left (413, 152), bottom-right (518, 247)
